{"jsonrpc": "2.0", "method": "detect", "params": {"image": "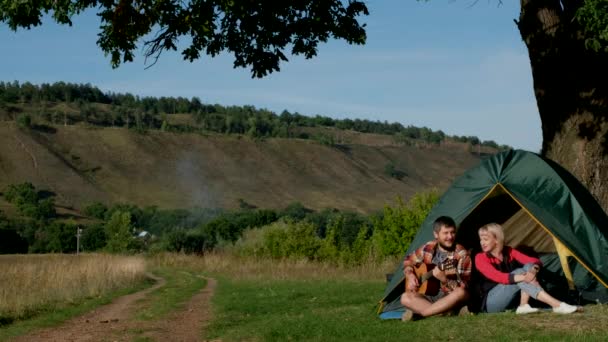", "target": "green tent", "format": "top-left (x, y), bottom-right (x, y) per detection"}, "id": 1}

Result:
top-left (378, 149), bottom-right (608, 319)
